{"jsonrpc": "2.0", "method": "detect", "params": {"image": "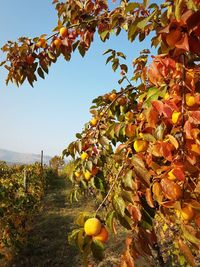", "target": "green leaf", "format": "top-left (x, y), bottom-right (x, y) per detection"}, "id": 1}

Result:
top-left (120, 64), bottom-right (128, 73)
top-left (117, 214), bottom-right (132, 230)
top-left (86, 161), bottom-right (93, 172)
top-left (181, 225), bottom-right (200, 245)
top-left (68, 228), bottom-right (81, 244)
top-left (125, 2), bottom-right (139, 13)
top-left (106, 55), bottom-right (113, 64)
top-left (99, 136), bottom-right (110, 146)
top-left (123, 170), bottom-right (134, 190)
top-left (91, 240), bottom-right (104, 261)
top-left (137, 10), bottom-right (157, 30)
top-left (113, 195), bottom-right (126, 217)
top-left (100, 30), bottom-right (109, 42)
top-left (117, 52), bottom-right (126, 59)
top-left (103, 49), bottom-right (113, 55)
top-left (106, 210), bottom-right (116, 233)
top-left (76, 229), bottom-right (85, 251)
